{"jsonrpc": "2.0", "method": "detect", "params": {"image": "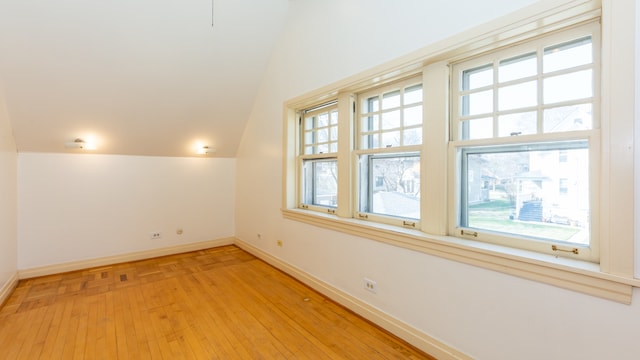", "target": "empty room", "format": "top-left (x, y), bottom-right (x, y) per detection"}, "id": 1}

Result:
top-left (1, 0), bottom-right (640, 359)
